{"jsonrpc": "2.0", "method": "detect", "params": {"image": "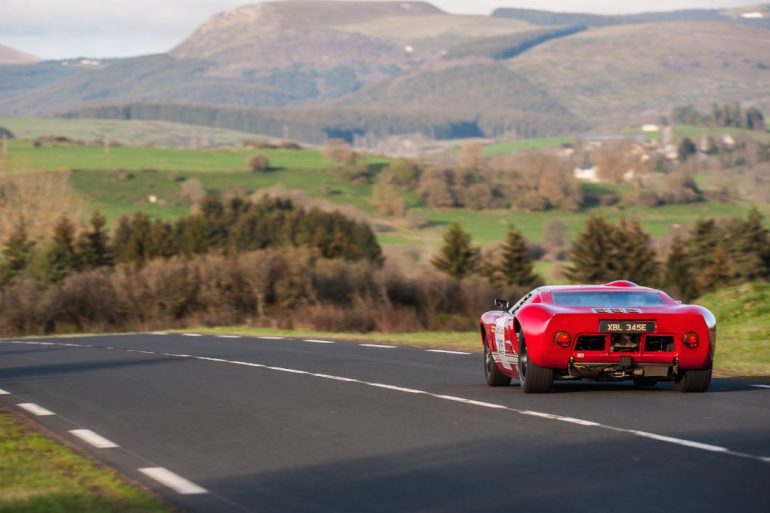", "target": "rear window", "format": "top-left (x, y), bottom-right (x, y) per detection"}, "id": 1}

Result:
top-left (551, 291), bottom-right (665, 307)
